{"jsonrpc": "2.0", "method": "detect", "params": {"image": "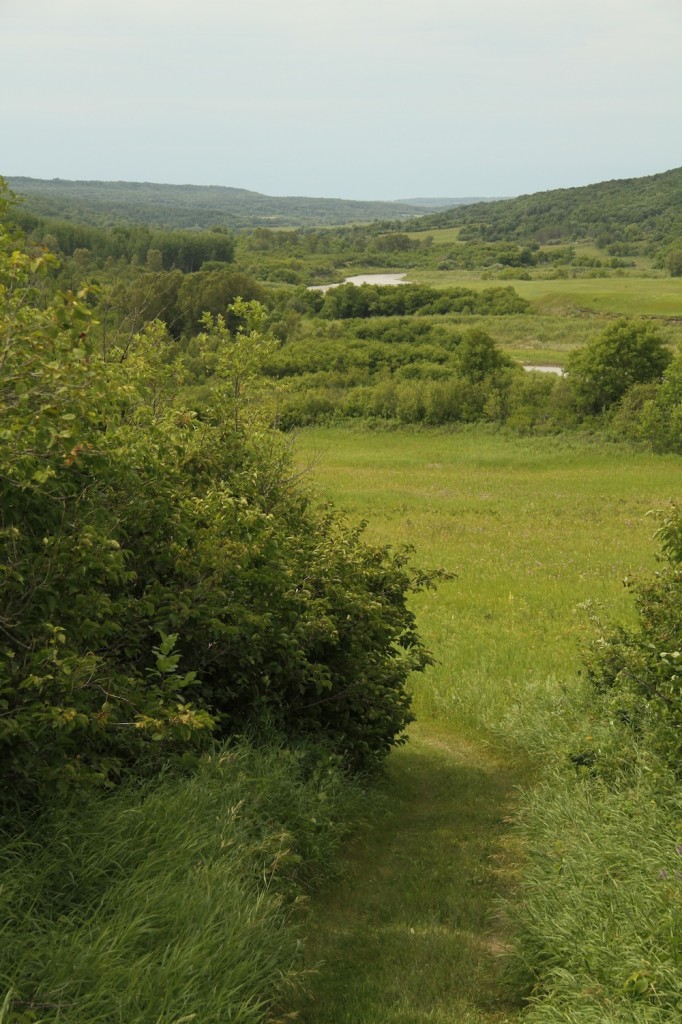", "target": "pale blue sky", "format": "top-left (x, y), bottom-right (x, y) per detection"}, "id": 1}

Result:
top-left (2, 0), bottom-right (681, 200)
